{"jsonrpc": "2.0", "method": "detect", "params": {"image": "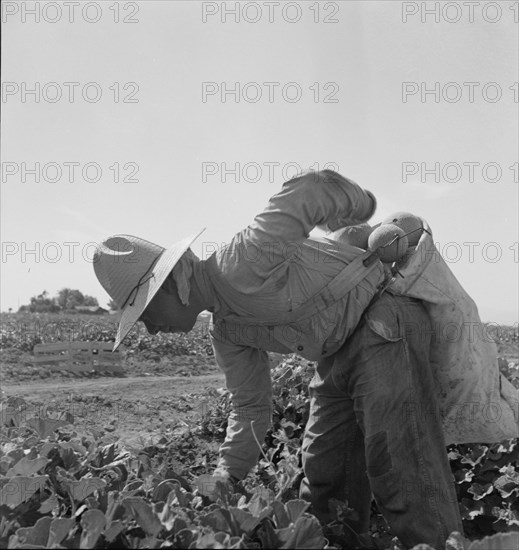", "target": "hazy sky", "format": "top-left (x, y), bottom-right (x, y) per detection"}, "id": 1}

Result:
top-left (1, 1), bottom-right (518, 324)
